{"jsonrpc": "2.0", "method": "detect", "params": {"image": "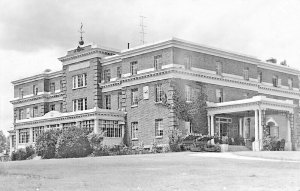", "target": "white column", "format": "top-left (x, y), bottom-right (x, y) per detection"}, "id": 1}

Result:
top-left (258, 109), bottom-right (263, 150)
top-left (94, 119), bottom-right (99, 134)
top-left (210, 115), bottom-right (215, 144)
top-left (15, 129), bottom-right (19, 150)
top-left (243, 118), bottom-right (247, 138)
top-left (239, 118), bottom-right (243, 137)
top-left (207, 115), bottom-right (211, 135)
top-left (286, 114), bottom-right (292, 151)
top-left (253, 110), bottom-right (260, 151)
top-left (29, 127), bottom-right (33, 144)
